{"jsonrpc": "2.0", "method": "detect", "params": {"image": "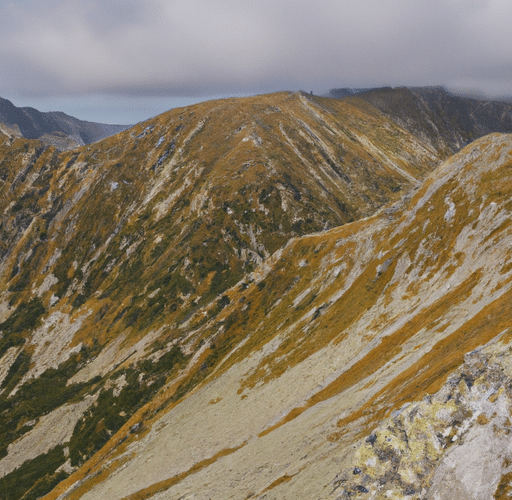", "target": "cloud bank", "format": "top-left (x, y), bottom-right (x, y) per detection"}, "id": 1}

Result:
top-left (1, 0), bottom-right (511, 121)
